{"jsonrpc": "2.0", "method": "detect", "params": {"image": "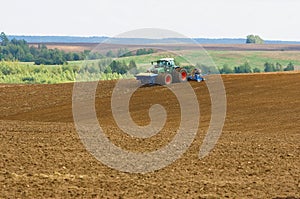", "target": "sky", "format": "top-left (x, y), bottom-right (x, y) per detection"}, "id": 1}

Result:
top-left (1, 0), bottom-right (300, 41)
